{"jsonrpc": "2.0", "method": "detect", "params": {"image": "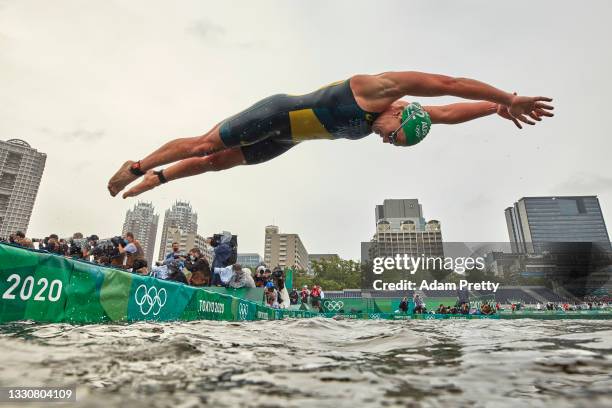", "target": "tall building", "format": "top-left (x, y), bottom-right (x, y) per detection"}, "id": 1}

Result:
top-left (122, 202), bottom-right (159, 267)
top-left (158, 201), bottom-right (198, 261)
top-left (0, 139), bottom-right (46, 238)
top-left (264, 225), bottom-right (309, 271)
top-left (375, 199), bottom-right (425, 230)
top-left (364, 199), bottom-right (444, 263)
top-left (505, 196), bottom-right (611, 253)
top-left (160, 226), bottom-right (210, 263)
top-left (237, 253), bottom-right (262, 268)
